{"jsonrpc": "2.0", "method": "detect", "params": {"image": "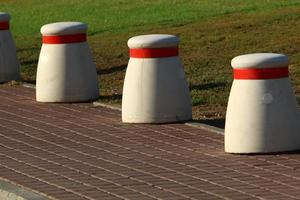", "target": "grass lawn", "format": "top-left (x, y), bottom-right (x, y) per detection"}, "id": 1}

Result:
top-left (2, 0), bottom-right (300, 126)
